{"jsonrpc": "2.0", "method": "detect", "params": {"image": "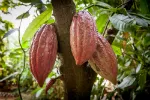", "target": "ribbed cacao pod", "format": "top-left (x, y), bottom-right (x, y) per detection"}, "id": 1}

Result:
top-left (30, 24), bottom-right (57, 87)
top-left (88, 34), bottom-right (117, 84)
top-left (70, 11), bottom-right (97, 65)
